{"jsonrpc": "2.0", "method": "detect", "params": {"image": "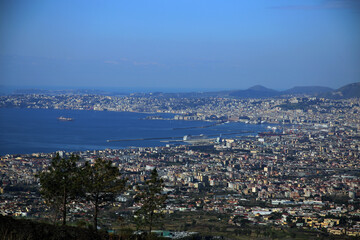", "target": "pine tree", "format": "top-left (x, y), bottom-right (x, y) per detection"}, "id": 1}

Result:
top-left (37, 154), bottom-right (82, 225)
top-left (135, 168), bottom-right (167, 233)
top-left (82, 158), bottom-right (126, 230)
